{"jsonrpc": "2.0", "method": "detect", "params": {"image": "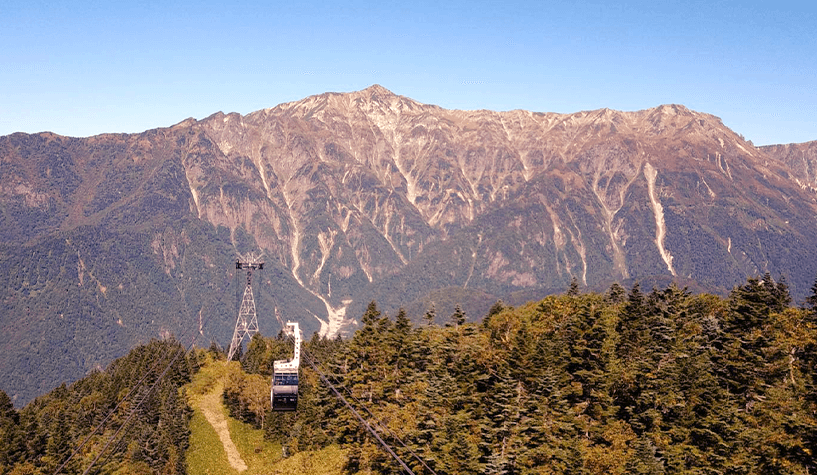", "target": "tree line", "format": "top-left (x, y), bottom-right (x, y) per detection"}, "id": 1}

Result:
top-left (0, 339), bottom-right (193, 475)
top-left (3, 273), bottom-right (816, 474)
top-left (226, 273), bottom-right (817, 474)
